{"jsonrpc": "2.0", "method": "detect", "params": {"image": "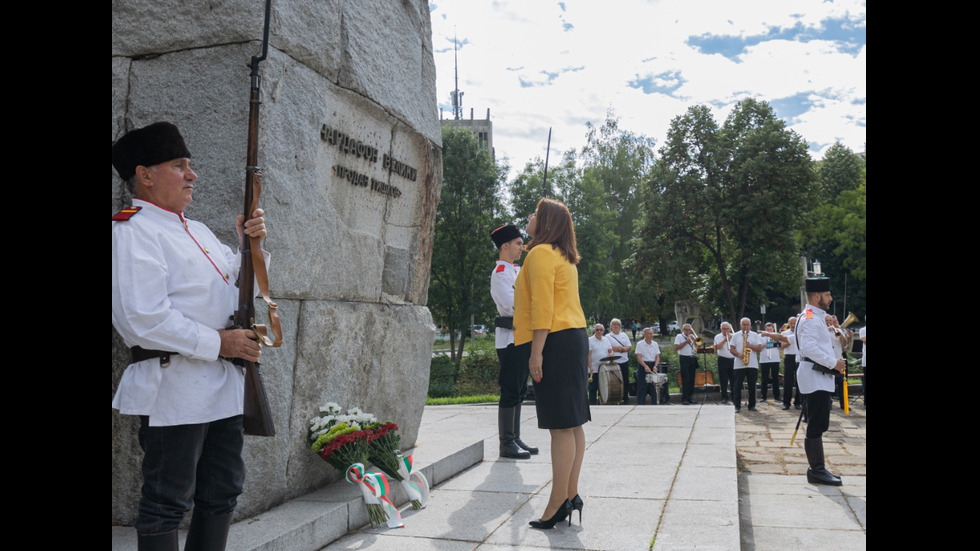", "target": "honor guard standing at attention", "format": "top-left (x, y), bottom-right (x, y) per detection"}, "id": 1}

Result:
top-left (796, 276), bottom-right (846, 486)
top-left (491, 224), bottom-right (537, 459)
top-left (111, 122), bottom-right (270, 550)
